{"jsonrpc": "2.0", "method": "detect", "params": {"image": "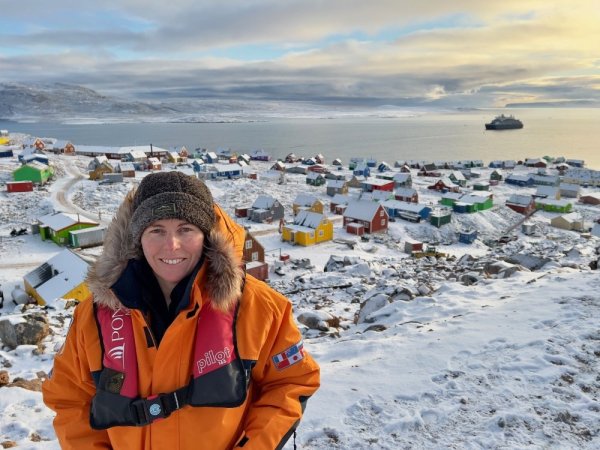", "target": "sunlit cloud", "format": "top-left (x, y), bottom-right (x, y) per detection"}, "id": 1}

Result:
top-left (0, 0), bottom-right (598, 108)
